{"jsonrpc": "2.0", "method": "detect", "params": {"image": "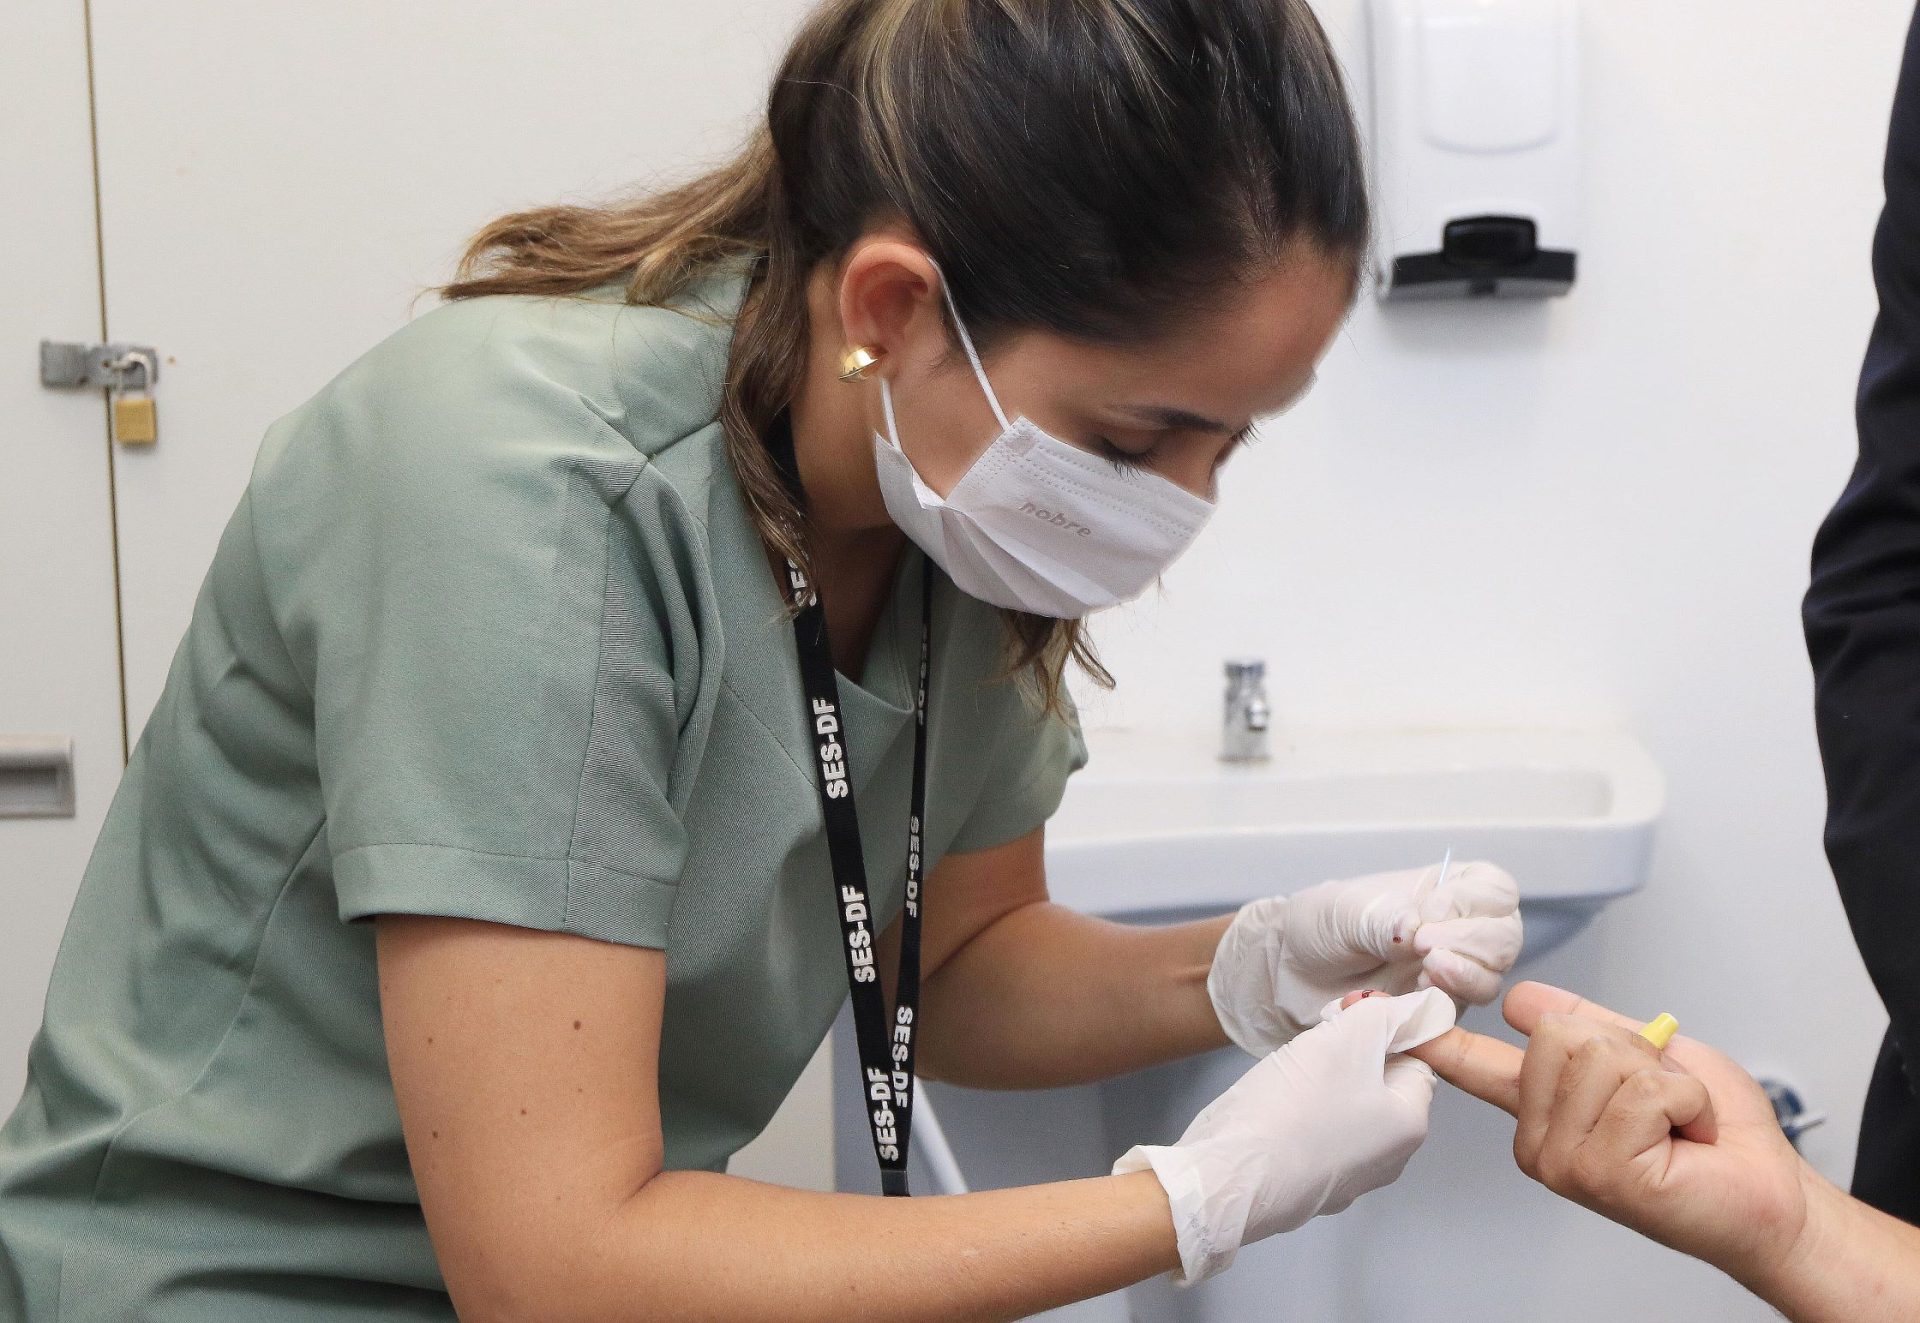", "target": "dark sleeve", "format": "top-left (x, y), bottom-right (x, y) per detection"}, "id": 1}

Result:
top-left (1803, 5), bottom-right (1920, 1093)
